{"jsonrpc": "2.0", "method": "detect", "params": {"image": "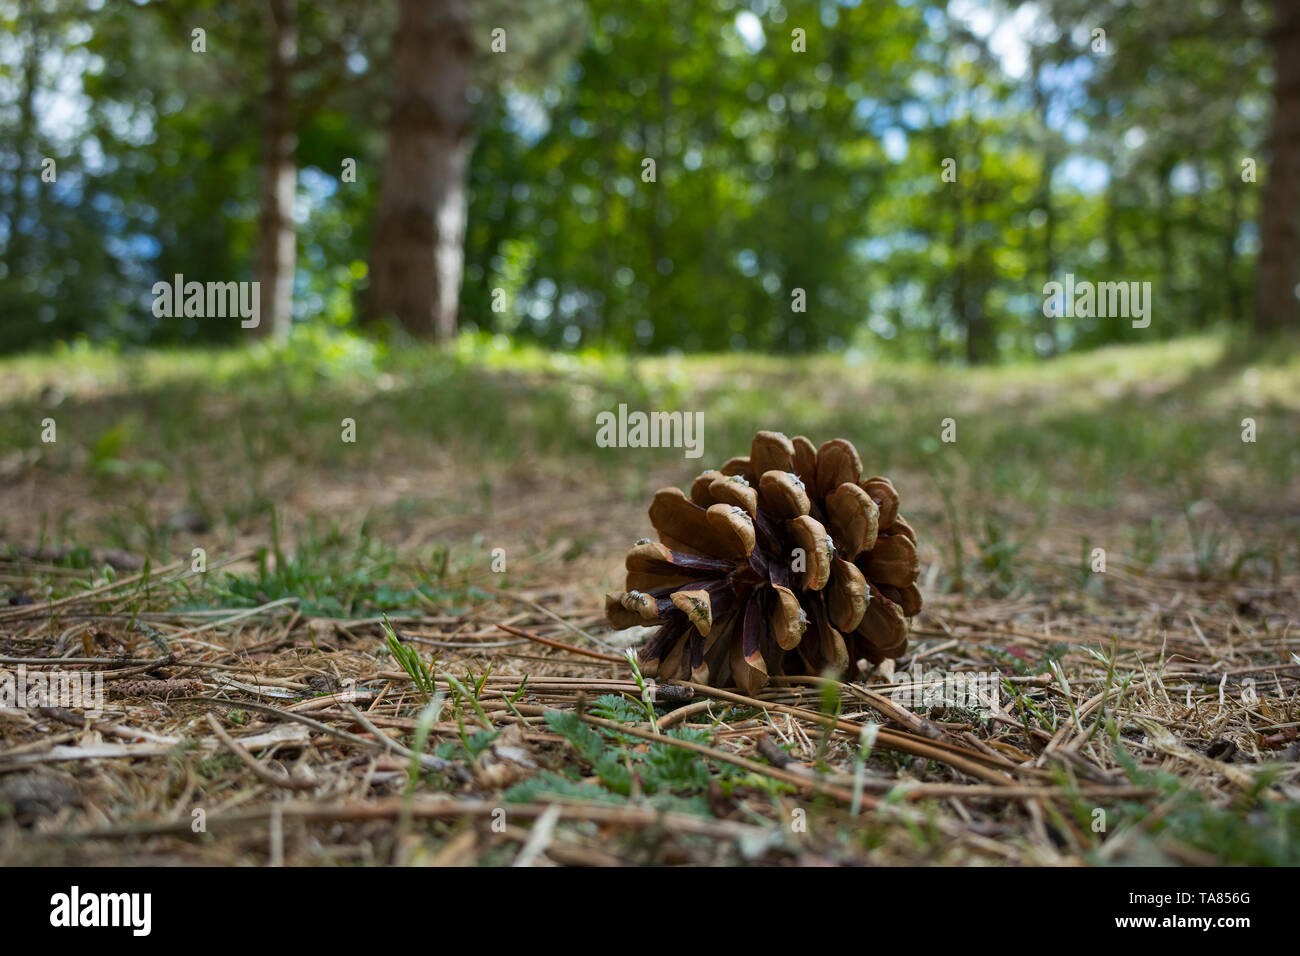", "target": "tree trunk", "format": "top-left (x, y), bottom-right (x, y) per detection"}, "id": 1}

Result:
top-left (962, 279), bottom-right (994, 364)
top-left (1255, 0), bottom-right (1300, 334)
top-left (1224, 152), bottom-right (1242, 324)
top-left (952, 173), bottom-right (971, 363)
top-left (1038, 145), bottom-right (1057, 354)
top-left (1156, 157), bottom-right (1174, 333)
top-left (1033, 59), bottom-right (1057, 355)
top-left (255, 0), bottom-right (297, 341)
top-left (1104, 177), bottom-right (1123, 276)
top-left (6, 0), bottom-right (41, 277)
top-left (367, 0), bottom-right (474, 339)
